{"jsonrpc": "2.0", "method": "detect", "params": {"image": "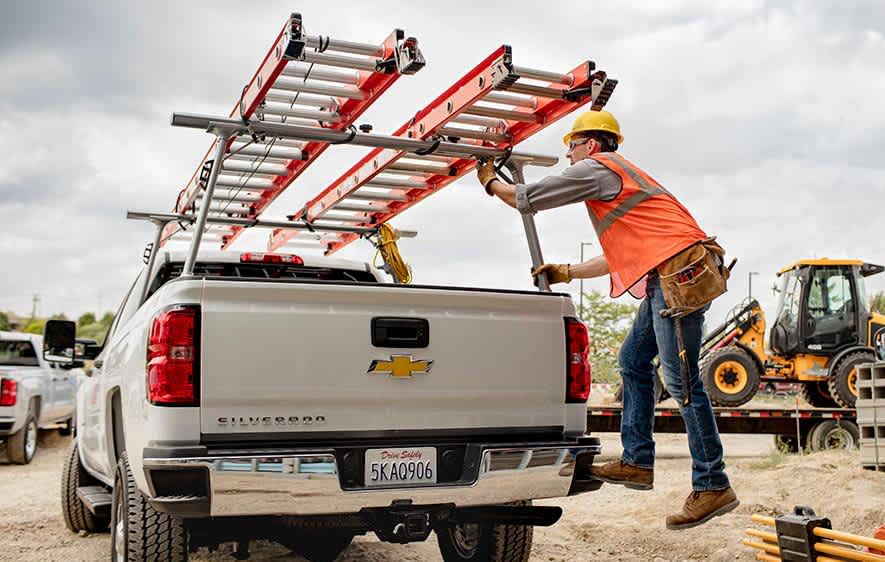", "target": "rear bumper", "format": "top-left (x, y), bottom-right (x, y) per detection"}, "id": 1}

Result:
top-left (0, 416), bottom-right (17, 437)
top-left (142, 437), bottom-right (601, 518)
